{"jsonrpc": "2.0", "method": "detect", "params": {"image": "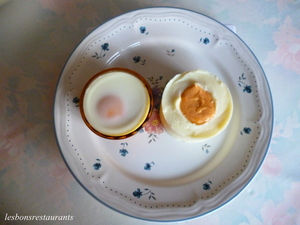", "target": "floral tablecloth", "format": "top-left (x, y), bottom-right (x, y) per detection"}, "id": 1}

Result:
top-left (1, 0), bottom-right (299, 224)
